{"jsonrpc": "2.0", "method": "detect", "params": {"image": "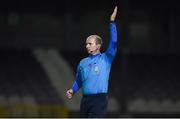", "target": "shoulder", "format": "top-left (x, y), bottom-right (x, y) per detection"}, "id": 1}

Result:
top-left (79, 57), bottom-right (89, 65)
top-left (100, 53), bottom-right (109, 61)
top-left (102, 52), bottom-right (115, 64)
